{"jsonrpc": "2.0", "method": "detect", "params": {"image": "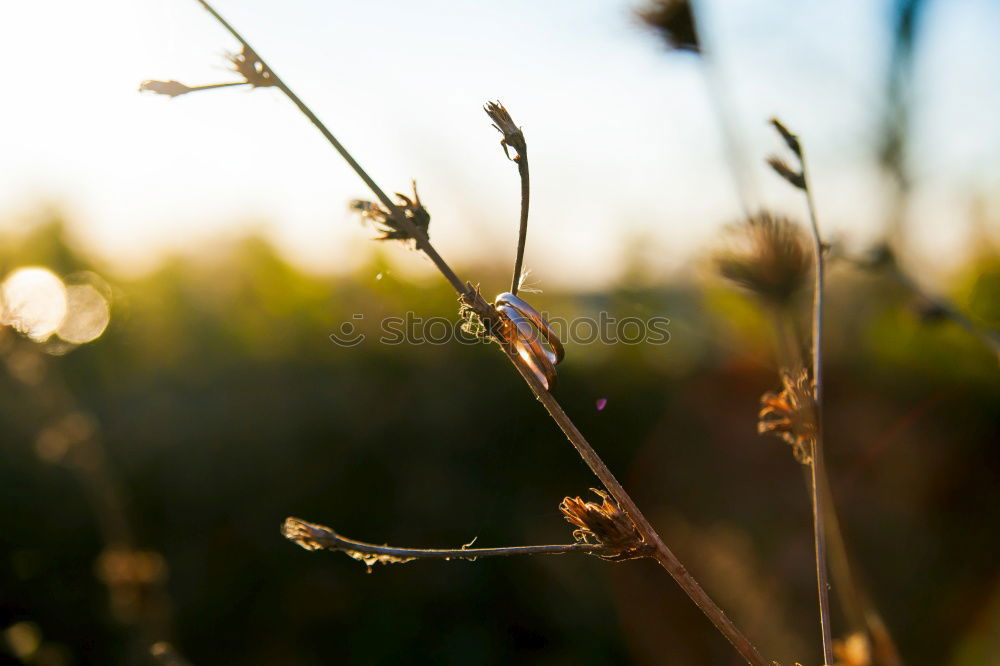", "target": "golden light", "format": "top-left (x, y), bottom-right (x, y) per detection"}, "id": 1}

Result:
top-left (57, 284), bottom-right (111, 344)
top-left (1, 268), bottom-right (67, 341)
